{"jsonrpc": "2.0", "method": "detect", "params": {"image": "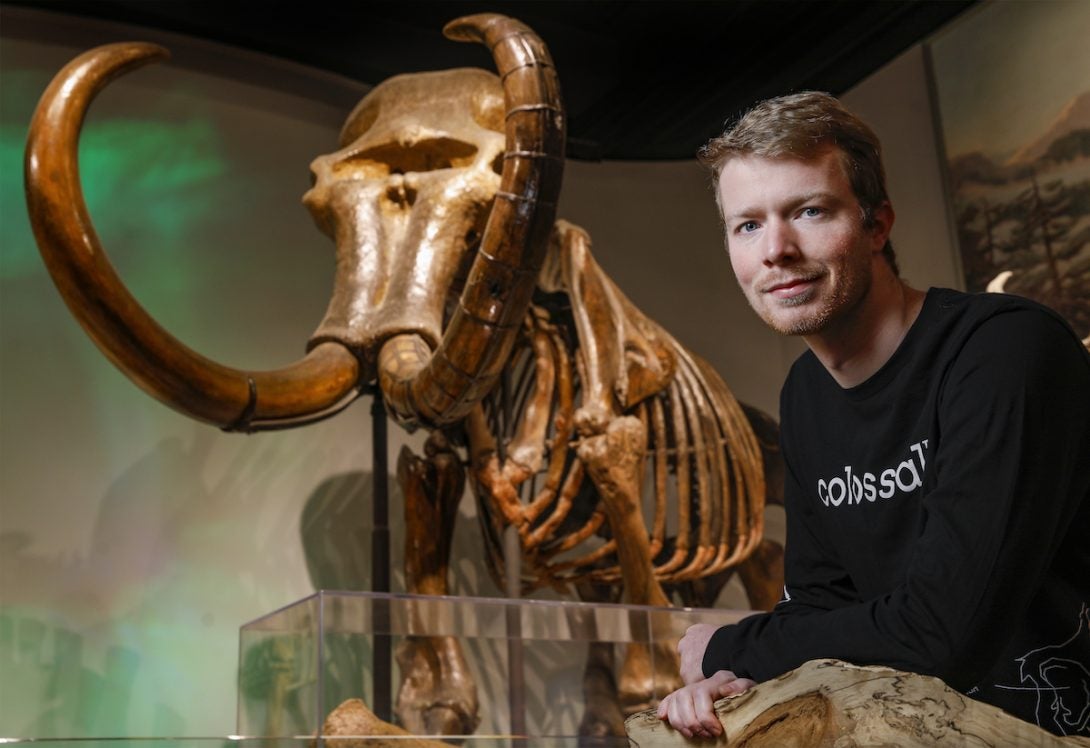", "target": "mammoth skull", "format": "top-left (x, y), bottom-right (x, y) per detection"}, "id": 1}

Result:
top-left (305, 68), bottom-right (505, 416)
top-left (25, 14), bottom-right (565, 432)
